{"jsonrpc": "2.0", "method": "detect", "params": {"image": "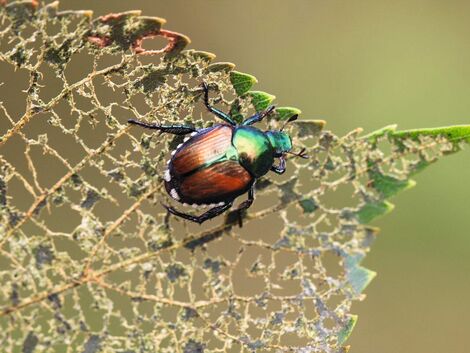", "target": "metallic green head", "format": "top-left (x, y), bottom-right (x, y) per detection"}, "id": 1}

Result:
top-left (266, 130), bottom-right (293, 157)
